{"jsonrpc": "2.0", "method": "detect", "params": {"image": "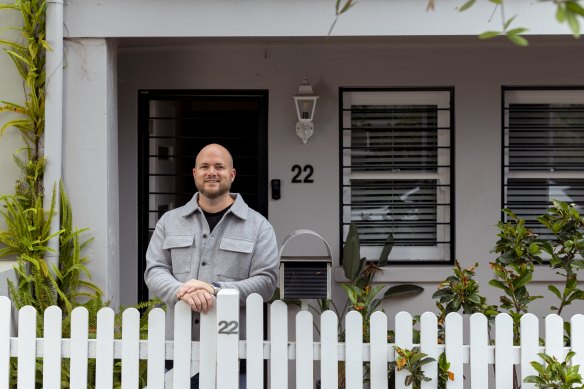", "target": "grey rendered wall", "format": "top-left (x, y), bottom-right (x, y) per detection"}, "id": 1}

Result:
top-left (117, 38), bottom-right (584, 319)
